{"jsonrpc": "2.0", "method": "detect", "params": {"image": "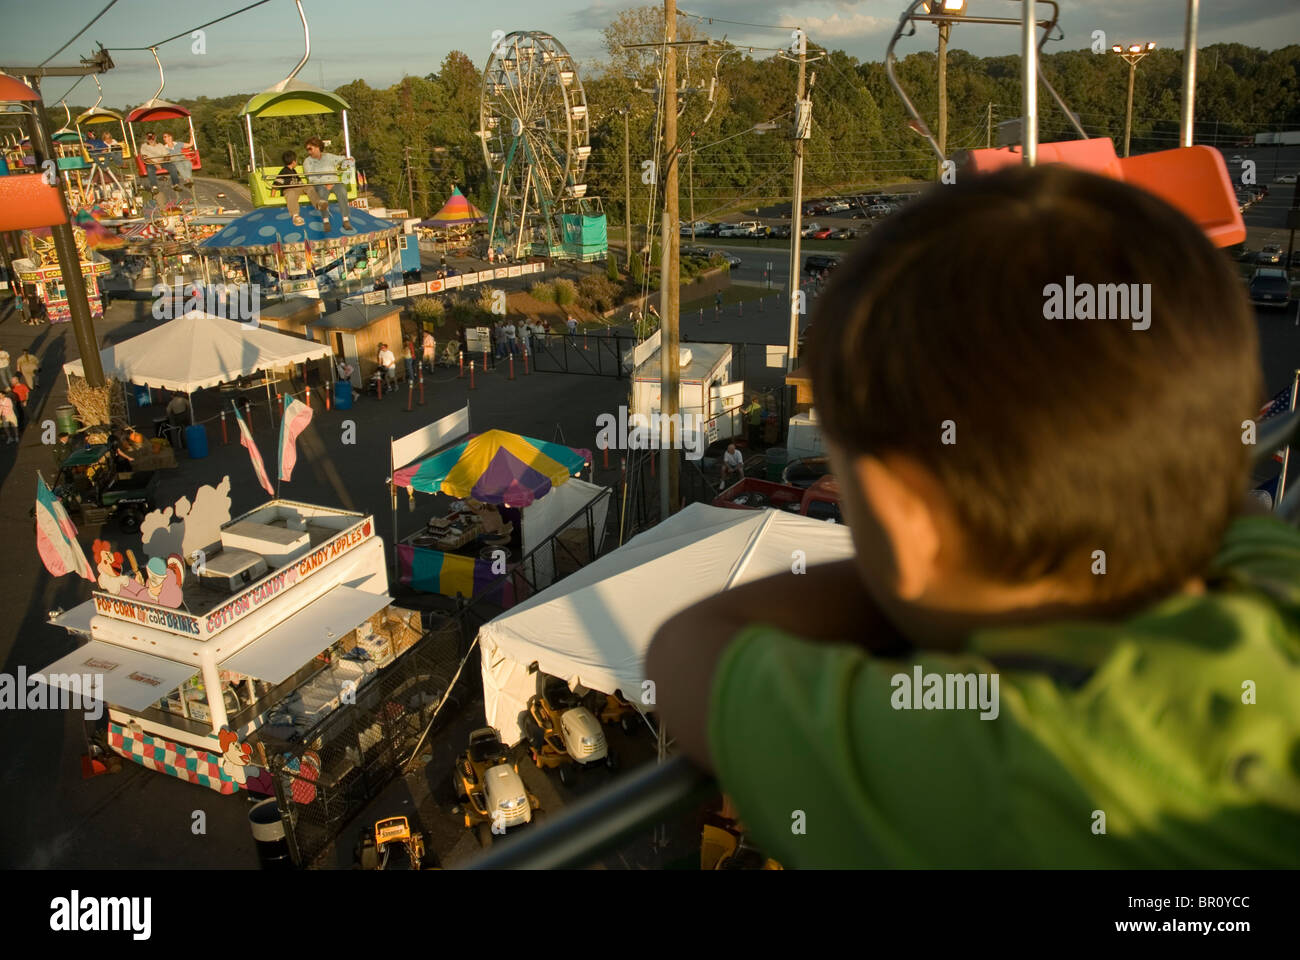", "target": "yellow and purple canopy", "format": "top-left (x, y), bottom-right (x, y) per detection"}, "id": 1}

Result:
top-left (393, 429), bottom-right (590, 507)
top-left (417, 186), bottom-right (487, 230)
